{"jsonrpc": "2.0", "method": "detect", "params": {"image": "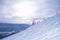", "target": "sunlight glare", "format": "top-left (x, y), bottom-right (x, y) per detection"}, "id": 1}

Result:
top-left (12, 1), bottom-right (37, 19)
